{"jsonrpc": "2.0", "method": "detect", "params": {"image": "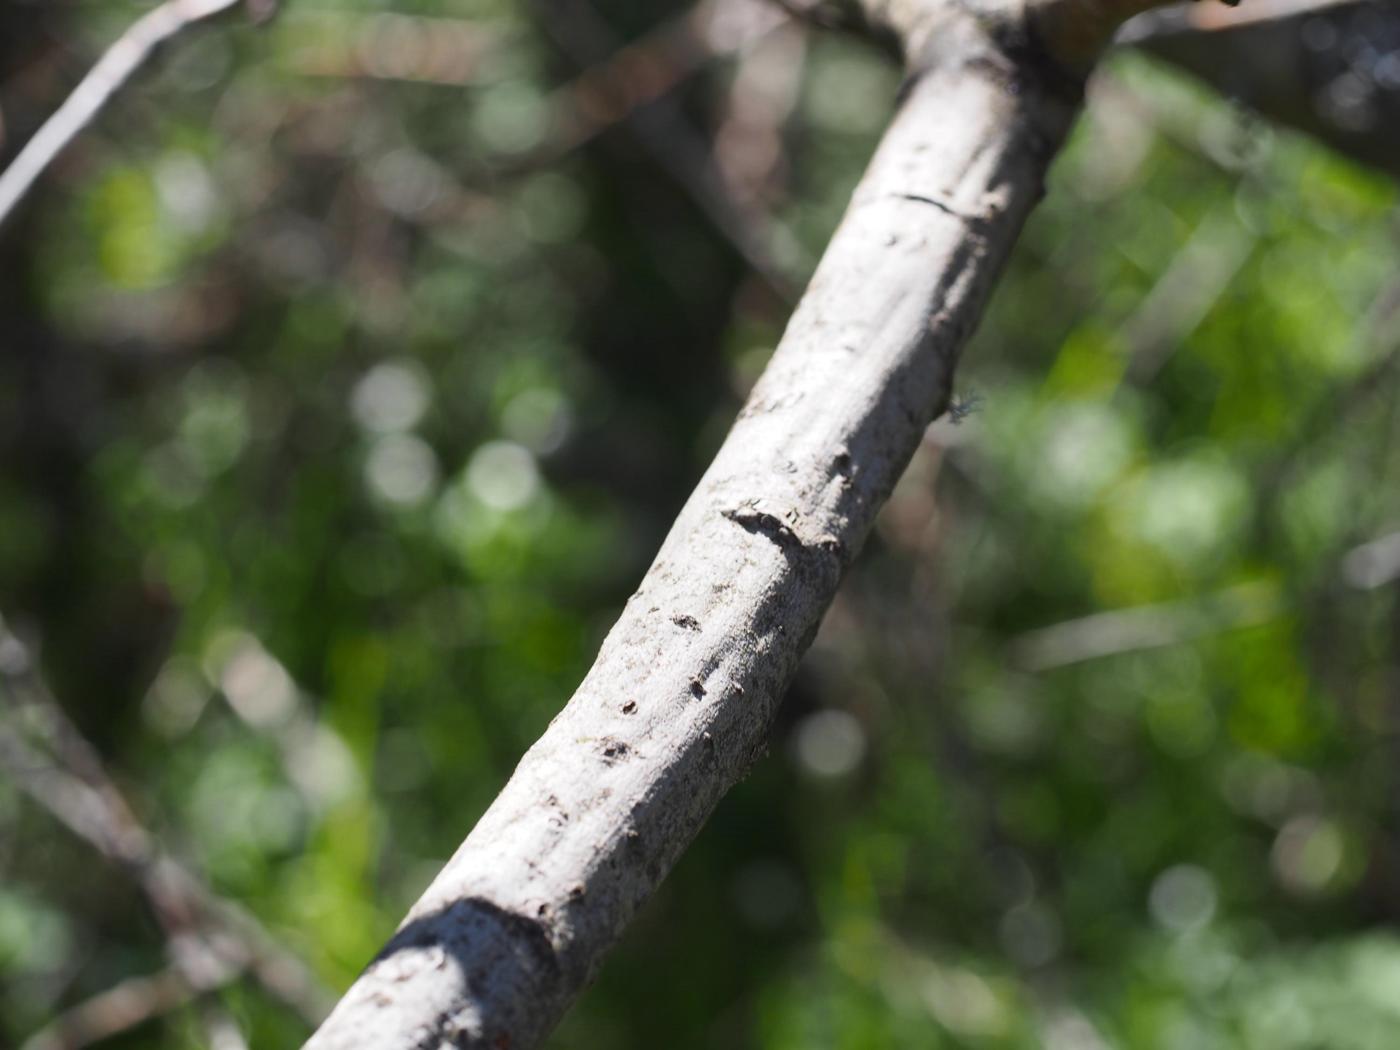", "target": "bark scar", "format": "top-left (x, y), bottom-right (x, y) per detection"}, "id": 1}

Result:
top-left (721, 502), bottom-right (848, 564)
